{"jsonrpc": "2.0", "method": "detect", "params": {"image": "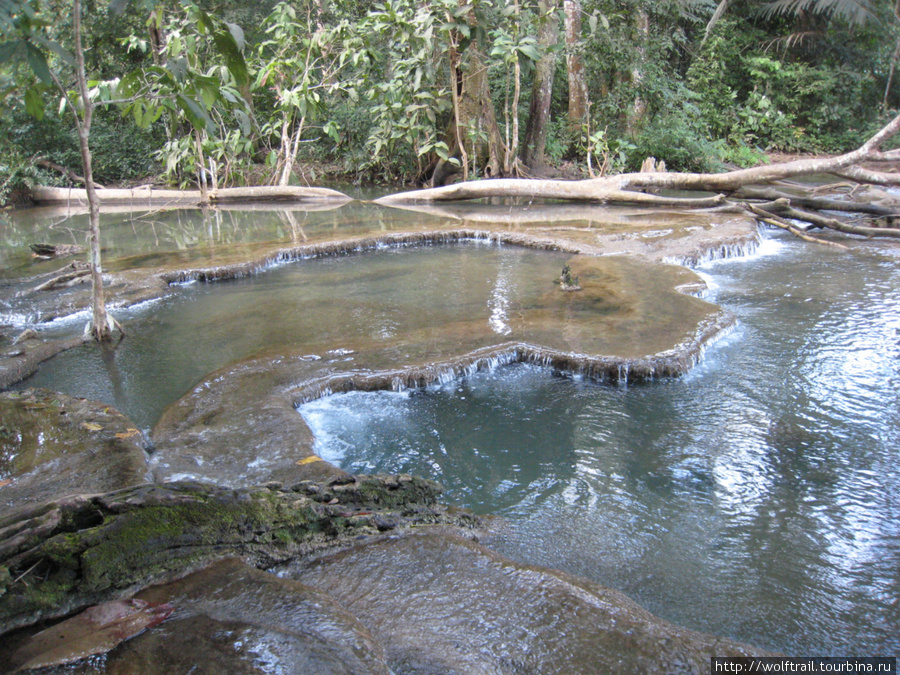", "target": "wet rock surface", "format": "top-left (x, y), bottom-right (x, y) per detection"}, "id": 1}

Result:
top-left (0, 202), bottom-right (771, 671)
top-left (146, 249), bottom-right (731, 488)
top-left (0, 468), bottom-right (475, 629)
top-left (110, 558), bottom-right (391, 674)
top-left (281, 529), bottom-right (771, 674)
top-left (0, 389), bottom-right (151, 518)
top-left (0, 335), bottom-right (86, 390)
